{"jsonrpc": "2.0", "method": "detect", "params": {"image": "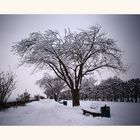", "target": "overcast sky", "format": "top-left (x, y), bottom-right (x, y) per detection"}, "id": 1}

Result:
top-left (0, 15), bottom-right (140, 98)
